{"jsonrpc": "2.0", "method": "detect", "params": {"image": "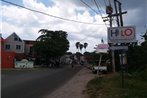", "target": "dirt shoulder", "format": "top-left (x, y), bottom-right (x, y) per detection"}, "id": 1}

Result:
top-left (45, 66), bottom-right (95, 98)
